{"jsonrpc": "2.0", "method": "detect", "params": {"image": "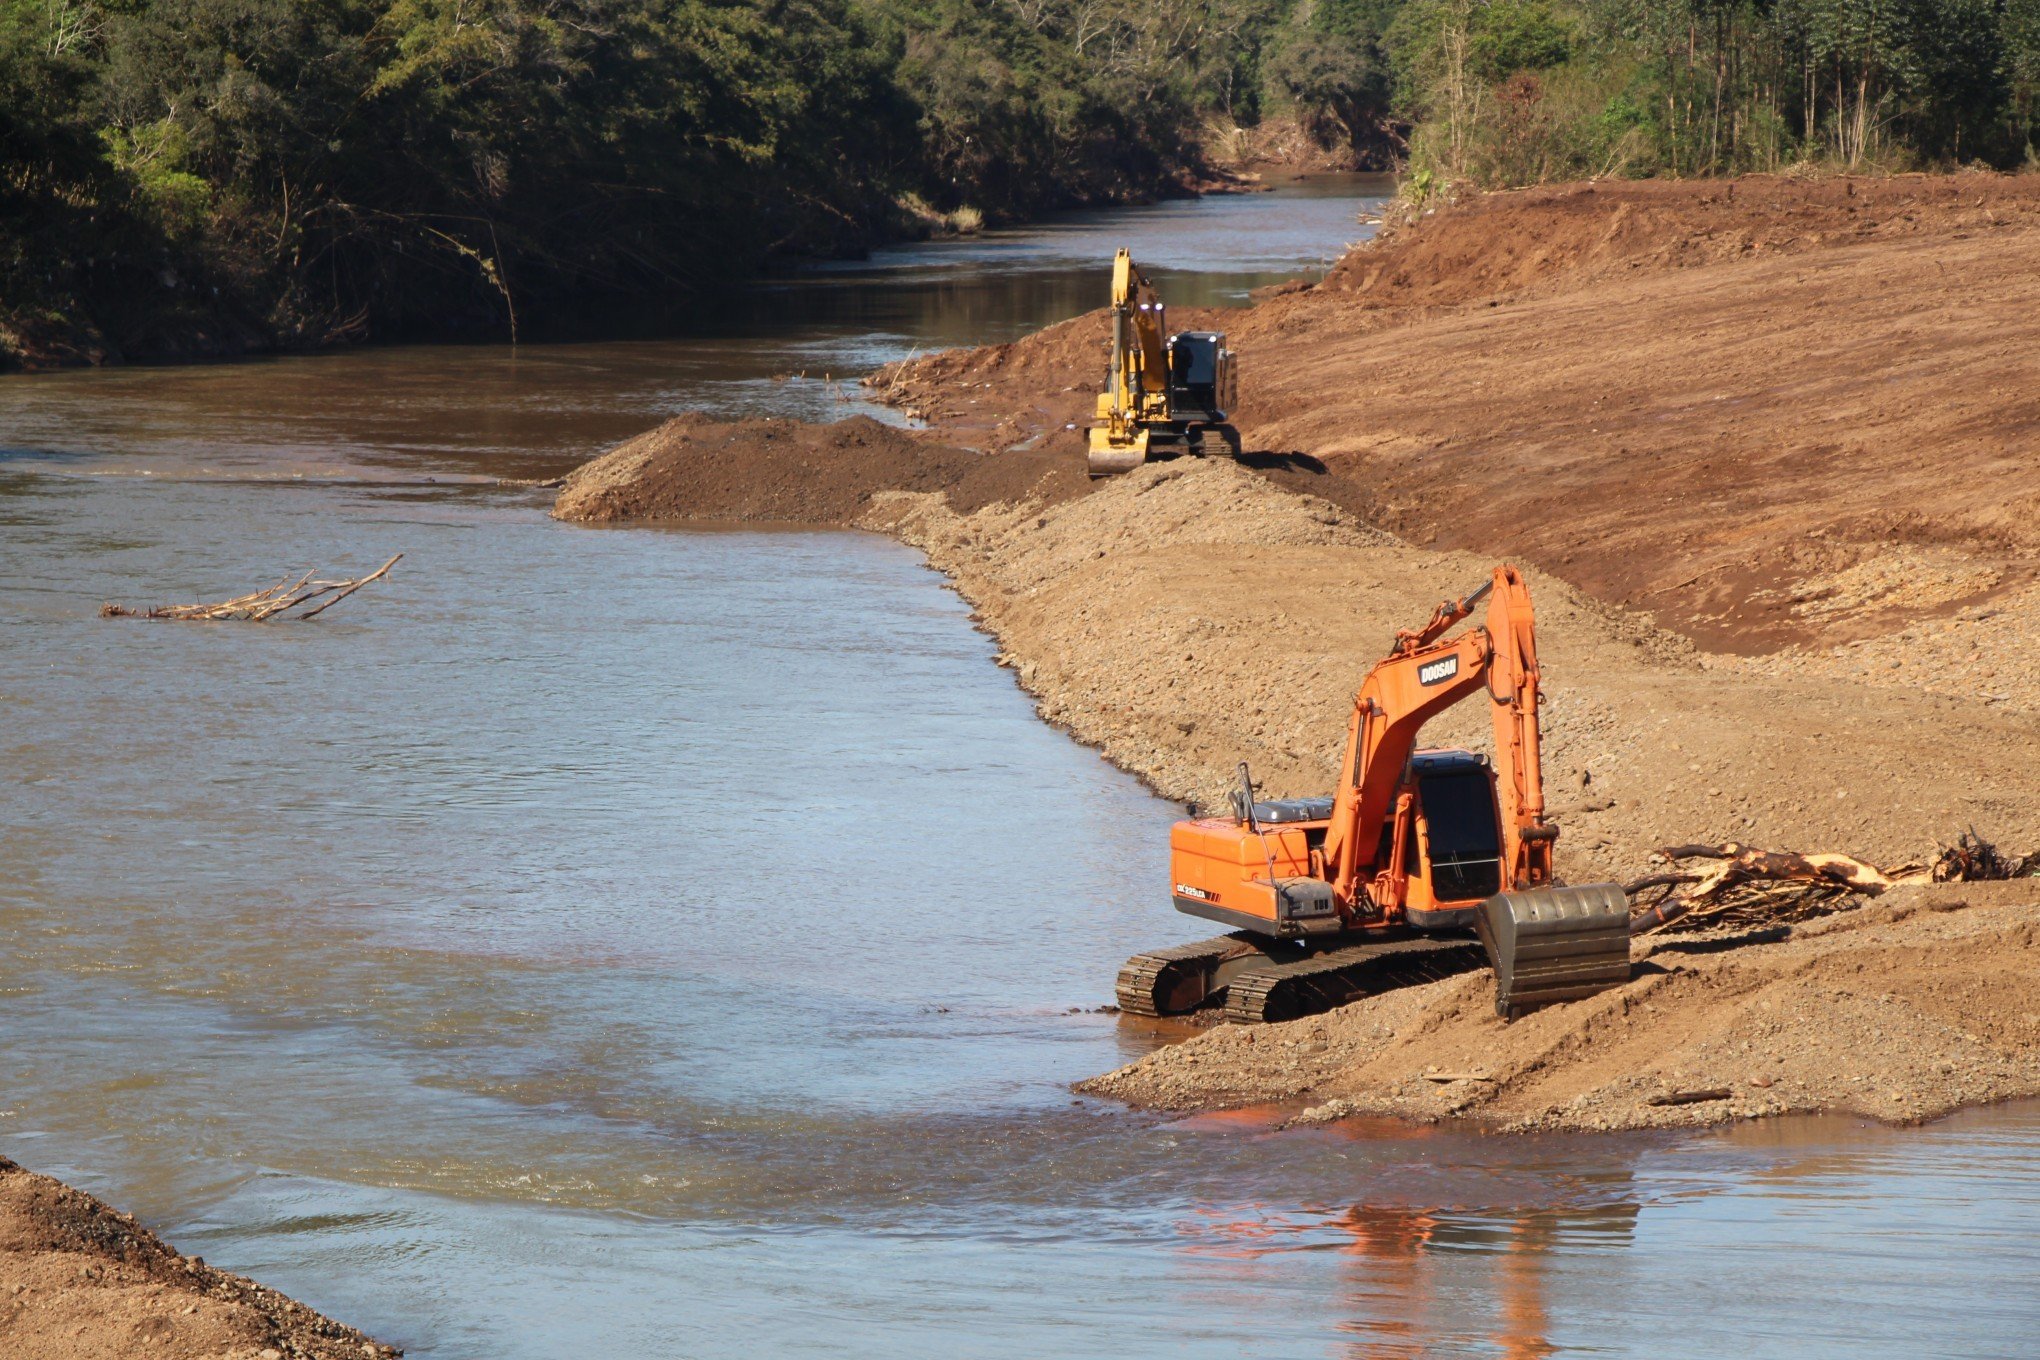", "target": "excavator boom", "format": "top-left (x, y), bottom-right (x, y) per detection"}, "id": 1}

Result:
top-left (1321, 566), bottom-right (1556, 915)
